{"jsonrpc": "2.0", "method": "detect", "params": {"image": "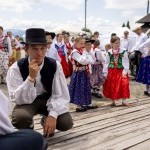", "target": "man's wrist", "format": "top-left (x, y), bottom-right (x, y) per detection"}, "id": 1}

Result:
top-left (28, 76), bottom-right (35, 82)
